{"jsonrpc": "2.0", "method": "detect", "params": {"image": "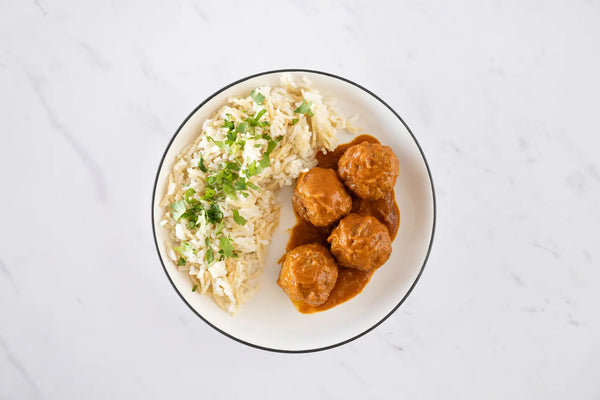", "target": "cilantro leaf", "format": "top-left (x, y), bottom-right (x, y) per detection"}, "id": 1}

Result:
top-left (205, 238), bottom-right (214, 264)
top-left (232, 210), bottom-right (247, 225)
top-left (225, 161), bottom-right (240, 171)
top-left (244, 161), bottom-right (262, 177)
top-left (222, 183), bottom-right (236, 198)
top-left (219, 236), bottom-right (235, 258)
top-left (291, 118), bottom-right (299, 125)
top-left (215, 220), bottom-right (225, 235)
top-left (177, 257), bottom-right (186, 266)
top-left (207, 203), bottom-right (223, 224)
top-left (202, 187), bottom-right (216, 201)
top-left (233, 177), bottom-right (247, 191)
top-left (226, 130), bottom-right (237, 144)
top-left (192, 284), bottom-right (198, 292)
top-left (198, 155), bottom-right (208, 172)
top-left (221, 115), bottom-right (235, 130)
top-left (207, 136), bottom-right (224, 148)
top-left (184, 188), bottom-right (196, 203)
top-left (250, 89), bottom-right (265, 105)
top-left (255, 109), bottom-right (267, 121)
top-left (174, 241), bottom-right (192, 256)
top-left (236, 122), bottom-right (248, 133)
top-left (259, 152), bottom-right (271, 169)
top-left (170, 200), bottom-right (187, 220)
top-left (294, 100), bottom-right (314, 116)
top-left (266, 139), bottom-right (277, 154)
